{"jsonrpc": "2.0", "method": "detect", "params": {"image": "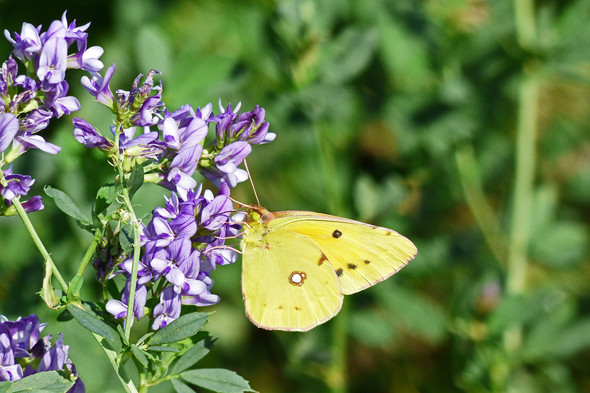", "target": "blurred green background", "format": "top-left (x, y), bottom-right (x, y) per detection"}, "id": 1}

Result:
top-left (1, 0), bottom-right (590, 392)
